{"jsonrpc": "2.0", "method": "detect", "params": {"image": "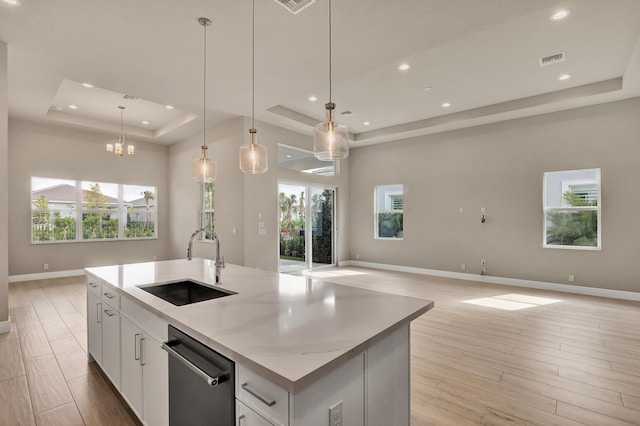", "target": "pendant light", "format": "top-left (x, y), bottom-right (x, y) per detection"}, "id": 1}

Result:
top-left (313, 0), bottom-right (349, 161)
top-left (106, 106), bottom-right (134, 156)
top-left (240, 0), bottom-right (268, 174)
top-left (193, 17), bottom-right (216, 183)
